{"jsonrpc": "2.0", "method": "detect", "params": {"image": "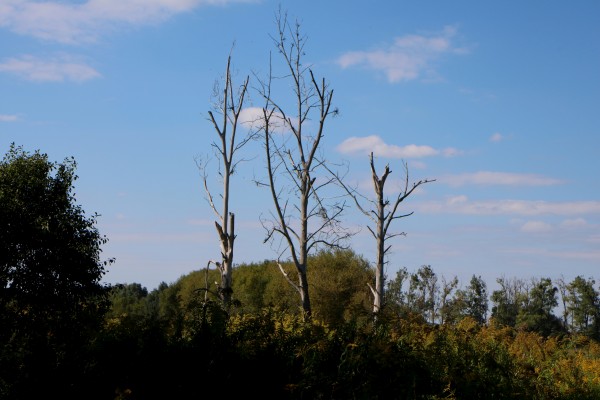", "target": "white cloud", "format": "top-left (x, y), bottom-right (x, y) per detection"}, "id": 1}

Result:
top-left (490, 132), bottom-right (504, 142)
top-left (238, 107), bottom-right (264, 130)
top-left (441, 171), bottom-right (564, 187)
top-left (336, 135), bottom-right (458, 159)
top-left (418, 196), bottom-right (600, 216)
top-left (0, 114), bottom-right (18, 122)
top-left (0, 0), bottom-right (252, 44)
top-left (447, 195), bottom-right (468, 205)
top-left (0, 54), bottom-right (101, 82)
top-left (337, 25), bottom-right (468, 83)
top-left (239, 107), bottom-right (291, 134)
top-left (520, 220), bottom-right (552, 233)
